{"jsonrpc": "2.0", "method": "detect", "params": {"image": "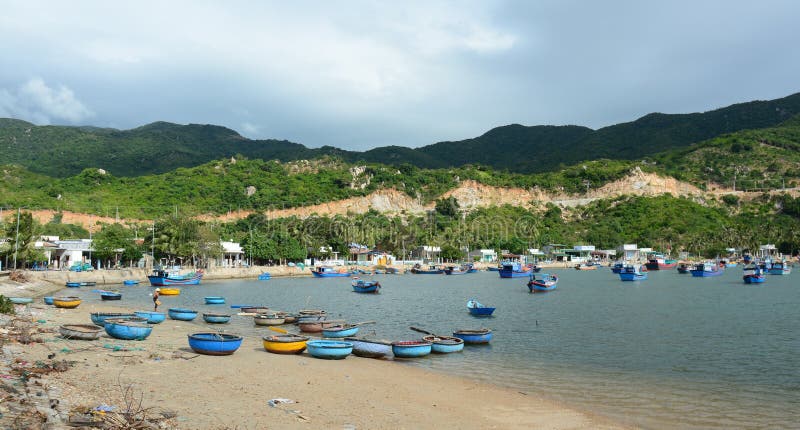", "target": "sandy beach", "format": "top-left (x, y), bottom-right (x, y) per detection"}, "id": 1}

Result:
top-left (0, 274), bottom-right (629, 429)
